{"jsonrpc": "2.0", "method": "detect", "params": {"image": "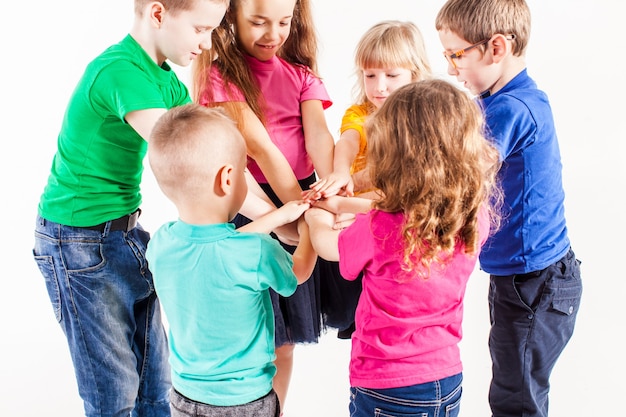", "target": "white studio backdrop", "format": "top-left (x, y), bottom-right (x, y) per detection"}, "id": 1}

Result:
top-left (1, 1), bottom-right (623, 416)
